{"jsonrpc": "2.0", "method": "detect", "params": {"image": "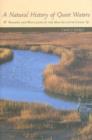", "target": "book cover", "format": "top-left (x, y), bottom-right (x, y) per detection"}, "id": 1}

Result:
top-left (0, 0), bottom-right (92, 140)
